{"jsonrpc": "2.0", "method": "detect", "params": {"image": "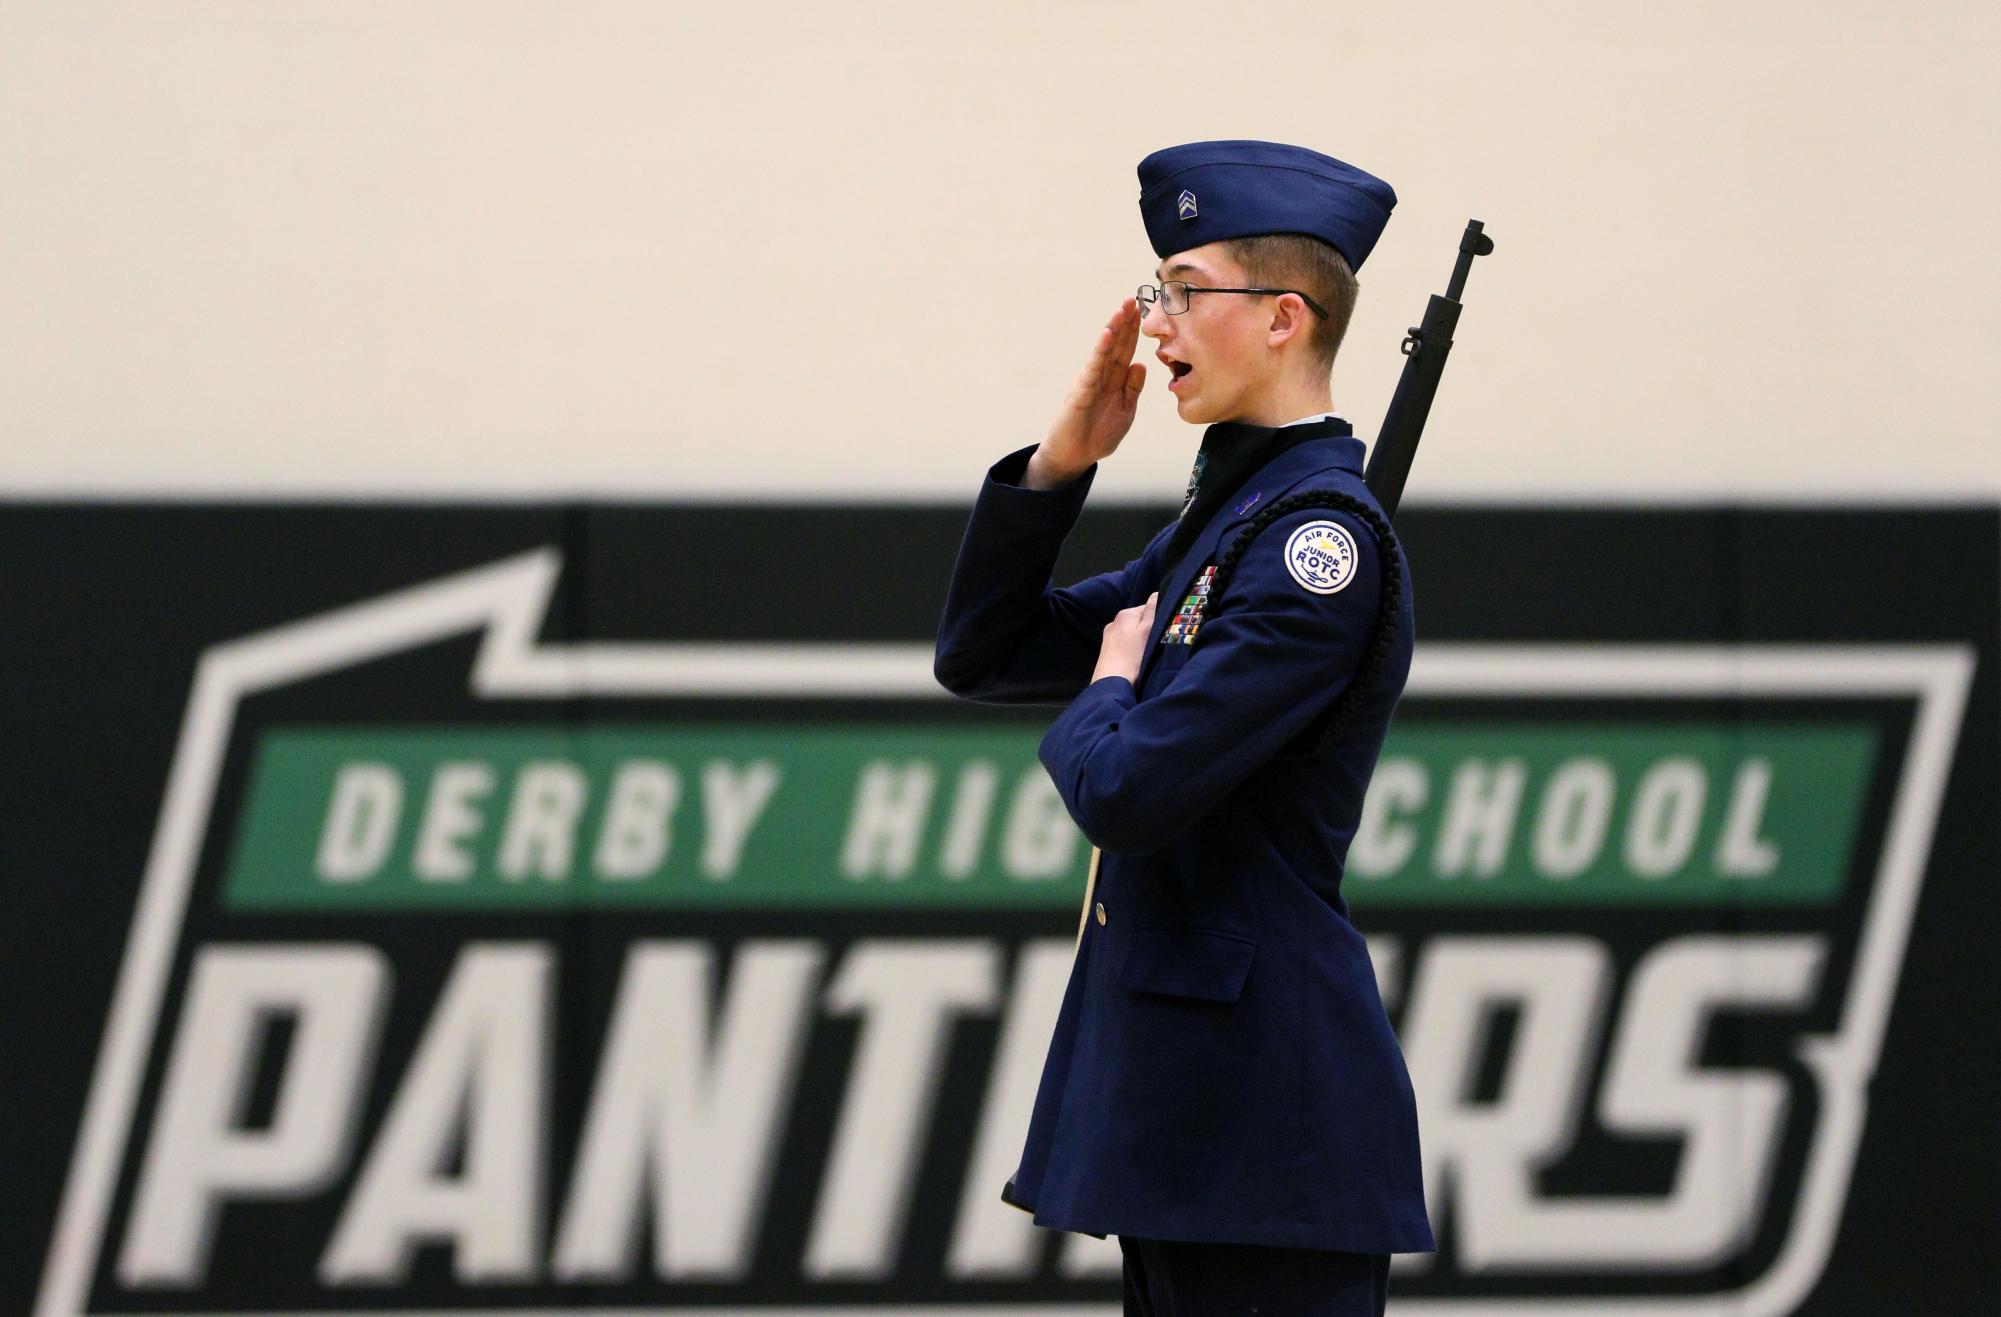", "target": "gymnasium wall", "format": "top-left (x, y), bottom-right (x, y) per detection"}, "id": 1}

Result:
top-left (3, 0), bottom-right (1996, 500)
top-left (4, 5), bottom-right (1997, 1315)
